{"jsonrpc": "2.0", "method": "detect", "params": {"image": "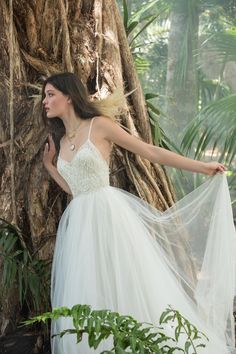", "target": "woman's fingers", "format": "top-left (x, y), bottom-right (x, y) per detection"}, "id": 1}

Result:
top-left (44, 143), bottom-right (49, 155)
top-left (218, 163), bottom-right (227, 171)
top-left (215, 163), bottom-right (226, 174)
top-left (48, 135), bottom-right (52, 145)
top-left (206, 162), bottom-right (227, 176)
top-left (48, 134), bottom-right (56, 150)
